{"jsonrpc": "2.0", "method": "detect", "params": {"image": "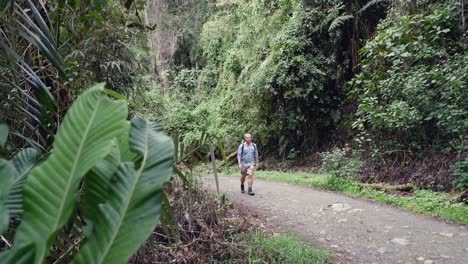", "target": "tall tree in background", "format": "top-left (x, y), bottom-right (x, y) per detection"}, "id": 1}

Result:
top-left (146, 0), bottom-right (208, 92)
